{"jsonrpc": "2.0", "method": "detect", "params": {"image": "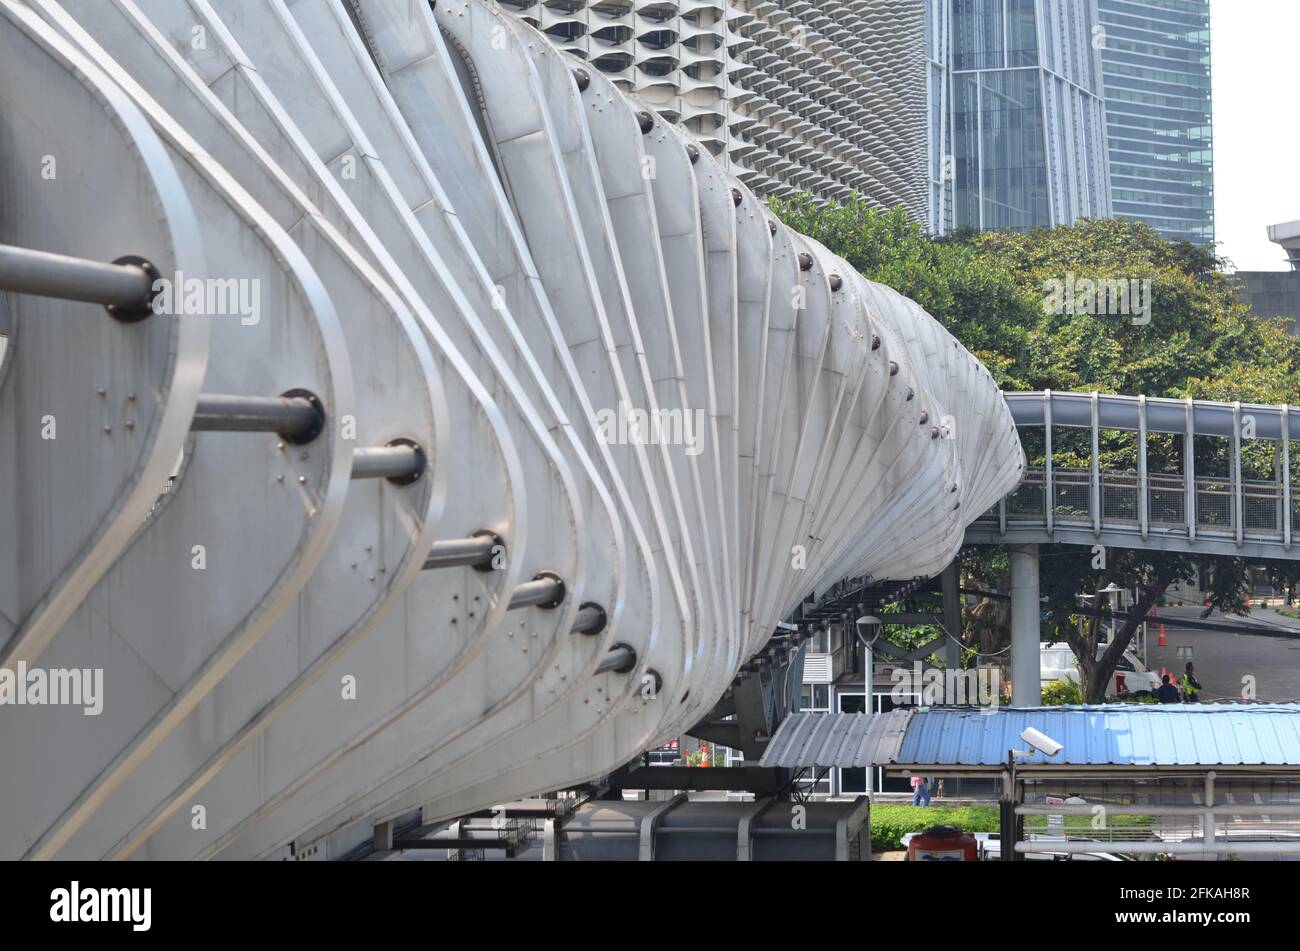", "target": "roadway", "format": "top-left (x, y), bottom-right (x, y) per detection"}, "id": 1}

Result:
top-left (1146, 605), bottom-right (1300, 702)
